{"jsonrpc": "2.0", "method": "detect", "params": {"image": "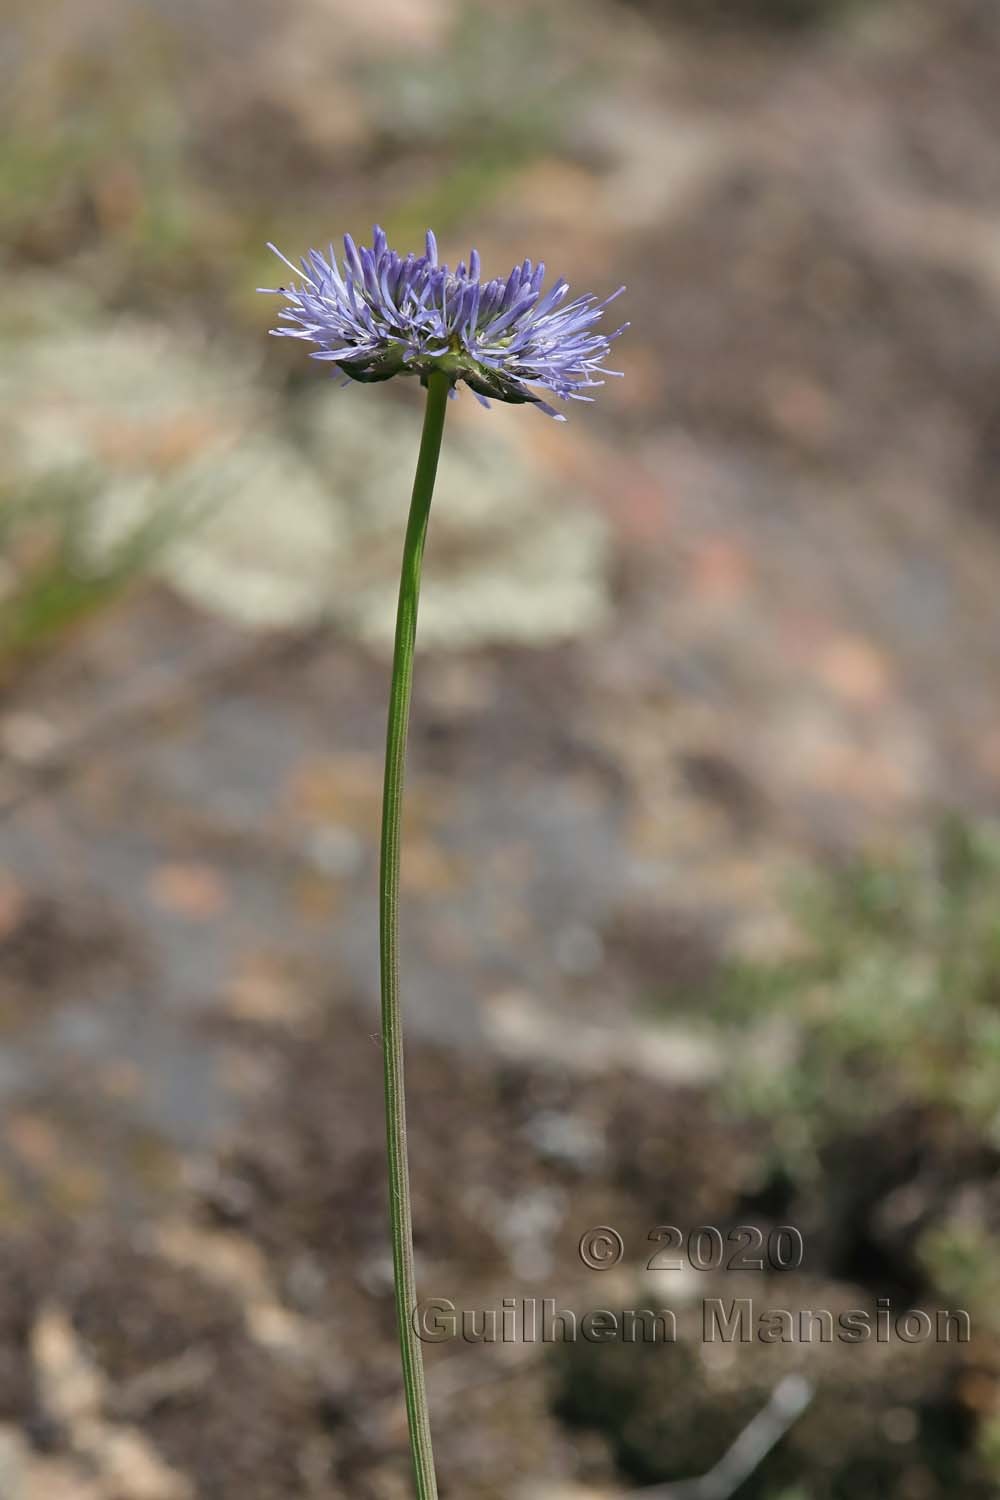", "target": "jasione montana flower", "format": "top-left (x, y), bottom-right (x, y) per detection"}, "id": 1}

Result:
top-left (261, 226), bottom-right (626, 419)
